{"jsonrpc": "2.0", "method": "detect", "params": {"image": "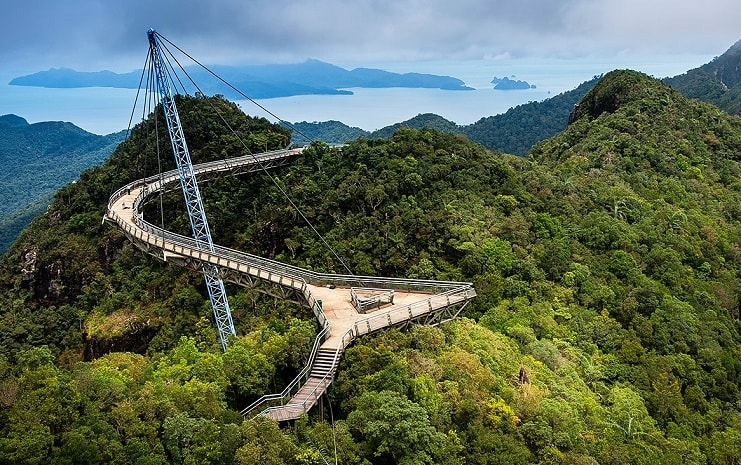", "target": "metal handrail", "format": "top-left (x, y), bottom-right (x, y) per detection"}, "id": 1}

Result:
top-left (113, 204), bottom-right (471, 294)
top-left (239, 278), bottom-right (336, 416)
top-left (241, 321), bottom-right (330, 415)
